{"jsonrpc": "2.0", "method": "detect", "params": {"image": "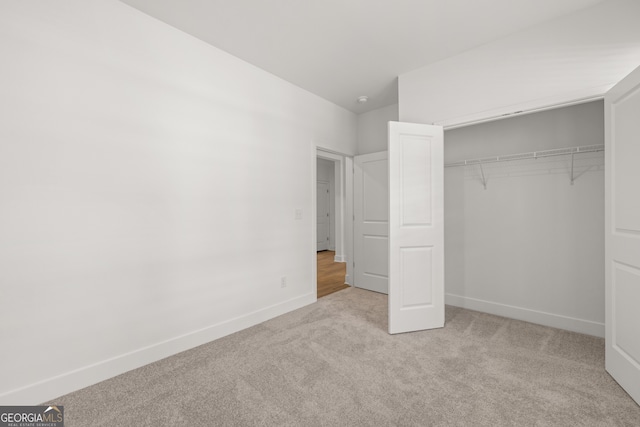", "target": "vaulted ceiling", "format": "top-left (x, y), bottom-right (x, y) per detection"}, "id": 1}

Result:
top-left (119, 0), bottom-right (606, 113)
